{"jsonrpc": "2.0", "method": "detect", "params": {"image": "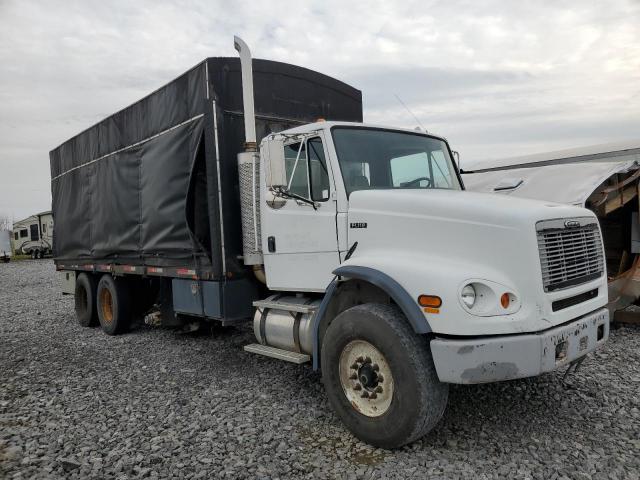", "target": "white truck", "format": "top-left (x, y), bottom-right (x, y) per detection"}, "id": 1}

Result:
top-left (52, 37), bottom-right (609, 448)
